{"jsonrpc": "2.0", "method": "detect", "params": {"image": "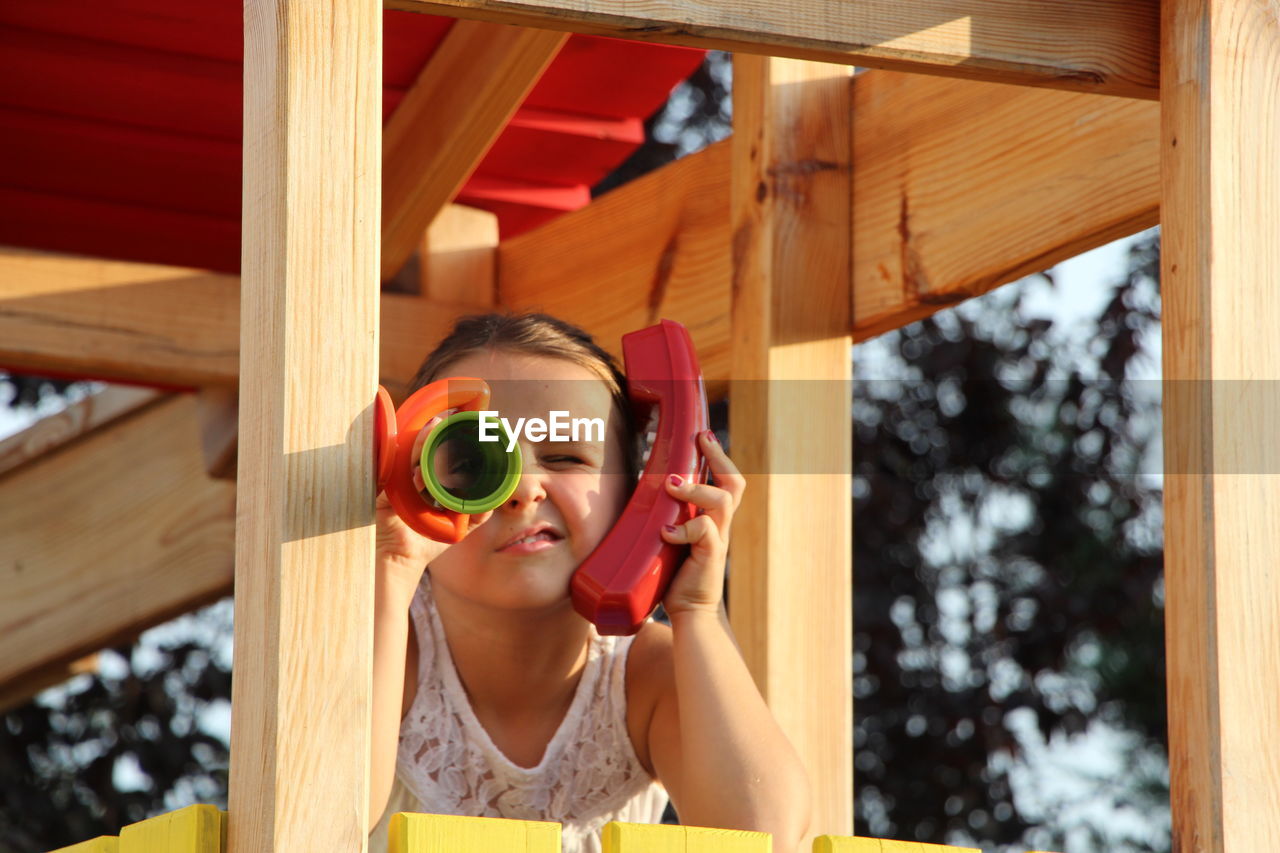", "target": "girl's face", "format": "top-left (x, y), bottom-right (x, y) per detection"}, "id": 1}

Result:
top-left (425, 349), bottom-right (633, 613)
